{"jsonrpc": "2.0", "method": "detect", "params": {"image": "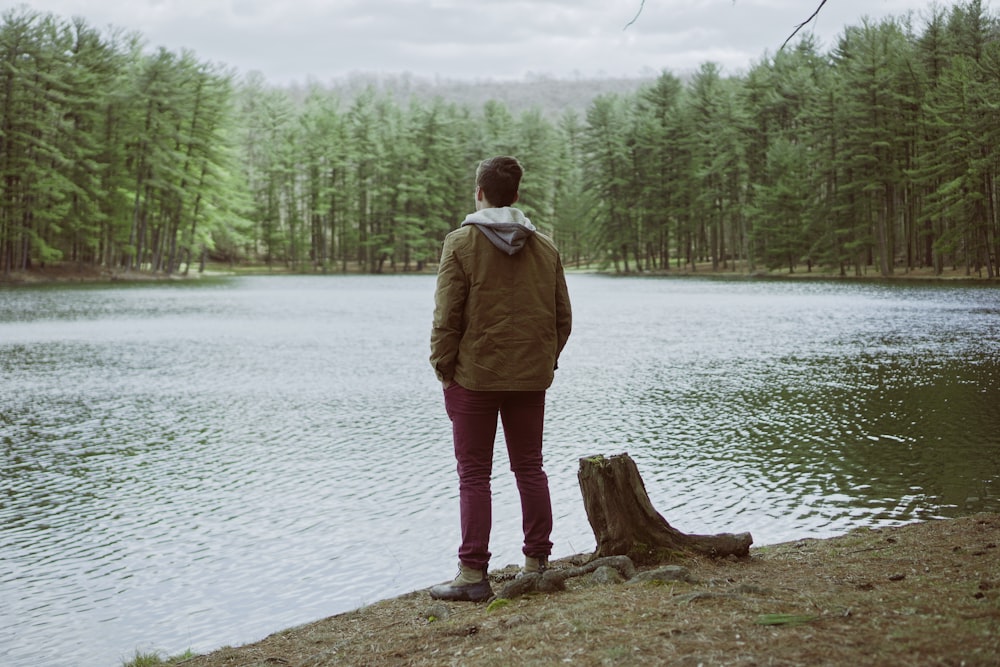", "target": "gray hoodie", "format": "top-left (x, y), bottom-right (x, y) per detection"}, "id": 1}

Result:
top-left (460, 207), bottom-right (537, 256)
